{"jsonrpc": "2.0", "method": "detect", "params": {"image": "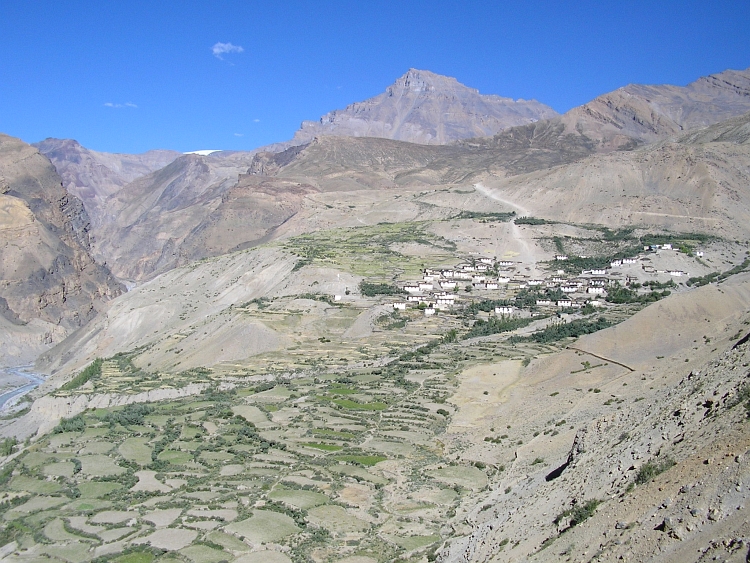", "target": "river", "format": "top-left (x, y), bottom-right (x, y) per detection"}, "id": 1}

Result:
top-left (0, 366), bottom-right (45, 411)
